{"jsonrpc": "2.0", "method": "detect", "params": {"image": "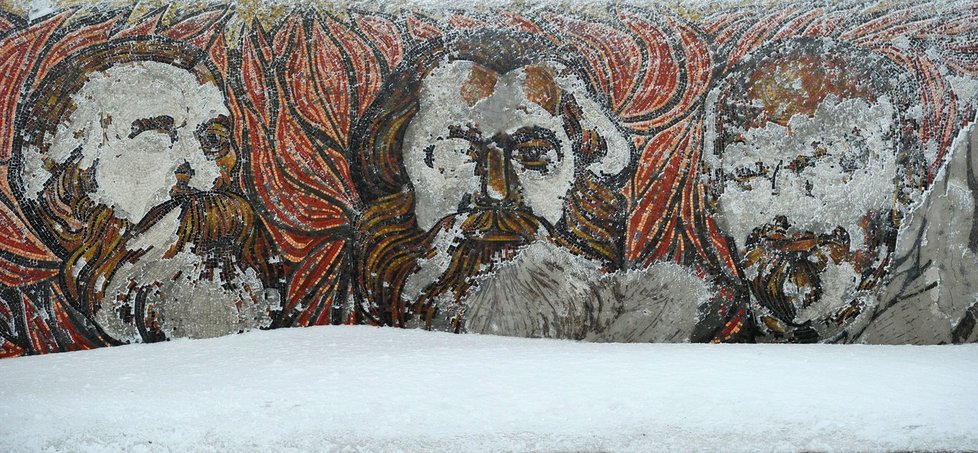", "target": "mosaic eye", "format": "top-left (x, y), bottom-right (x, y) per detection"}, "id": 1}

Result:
top-left (196, 115), bottom-right (230, 160)
top-left (511, 126), bottom-right (561, 175)
top-left (423, 138), bottom-right (474, 171)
